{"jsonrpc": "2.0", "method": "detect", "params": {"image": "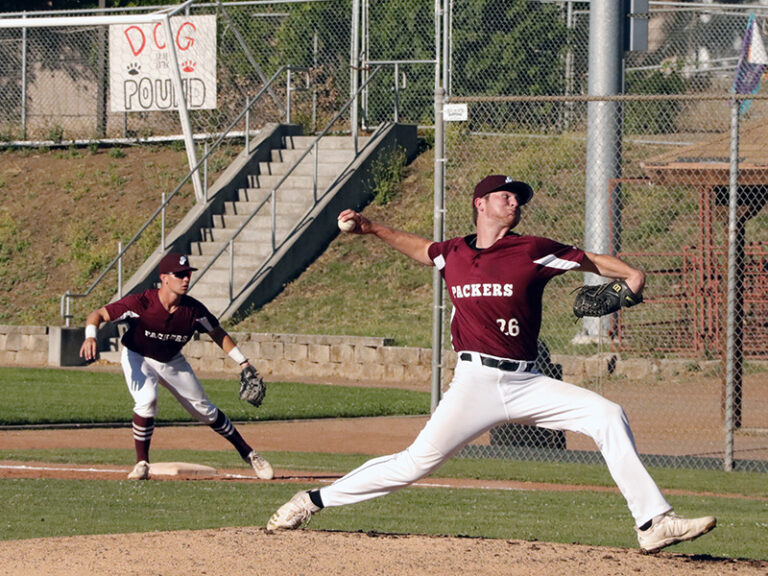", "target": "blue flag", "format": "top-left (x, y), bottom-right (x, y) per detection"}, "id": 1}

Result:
top-left (733, 14), bottom-right (768, 115)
